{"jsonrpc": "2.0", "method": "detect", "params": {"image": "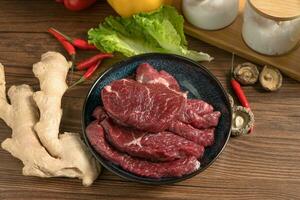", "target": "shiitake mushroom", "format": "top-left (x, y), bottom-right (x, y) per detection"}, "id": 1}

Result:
top-left (231, 106), bottom-right (254, 137)
top-left (233, 62), bottom-right (259, 85)
top-left (259, 66), bottom-right (283, 92)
